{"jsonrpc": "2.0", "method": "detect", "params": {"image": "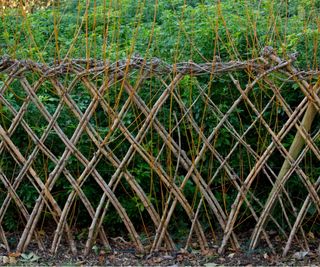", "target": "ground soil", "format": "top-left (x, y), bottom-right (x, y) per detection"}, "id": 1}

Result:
top-left (0, 232), bottom-right (319, 266)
